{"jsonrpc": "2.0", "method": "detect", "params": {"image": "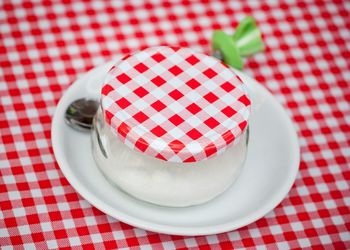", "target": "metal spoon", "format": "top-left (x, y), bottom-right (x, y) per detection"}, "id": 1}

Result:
top-left (64, 98), bottom-right (99, 132)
